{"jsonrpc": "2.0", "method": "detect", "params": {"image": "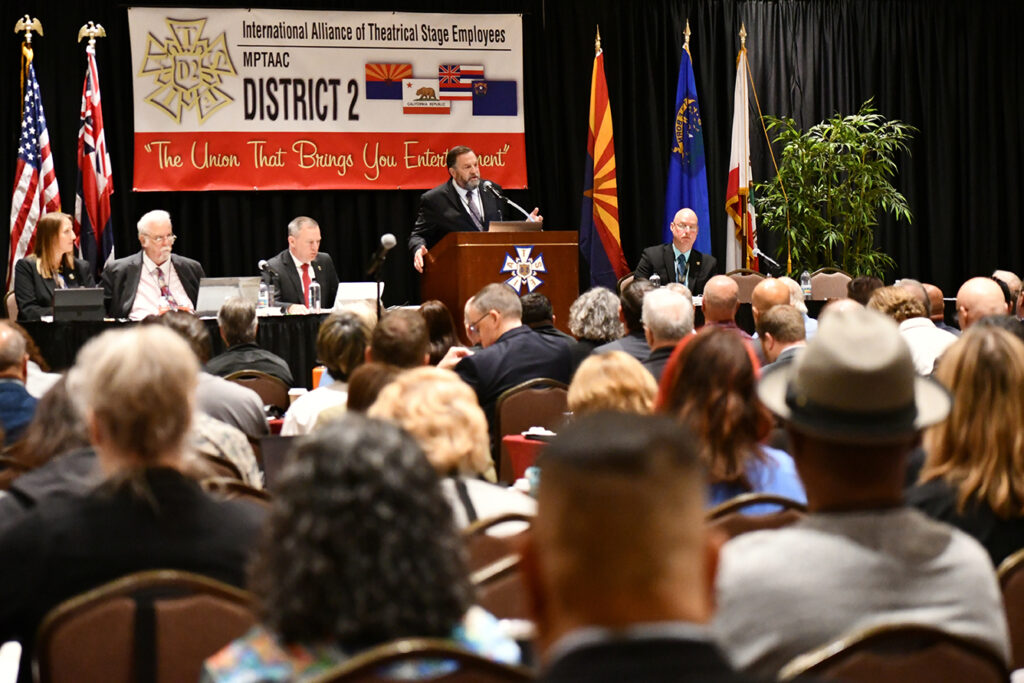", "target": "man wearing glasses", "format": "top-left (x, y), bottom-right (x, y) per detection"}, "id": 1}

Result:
top-left (634, 208), bottom-right (717, 295)
top-left (101, 209), bottom-right (206, 319)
